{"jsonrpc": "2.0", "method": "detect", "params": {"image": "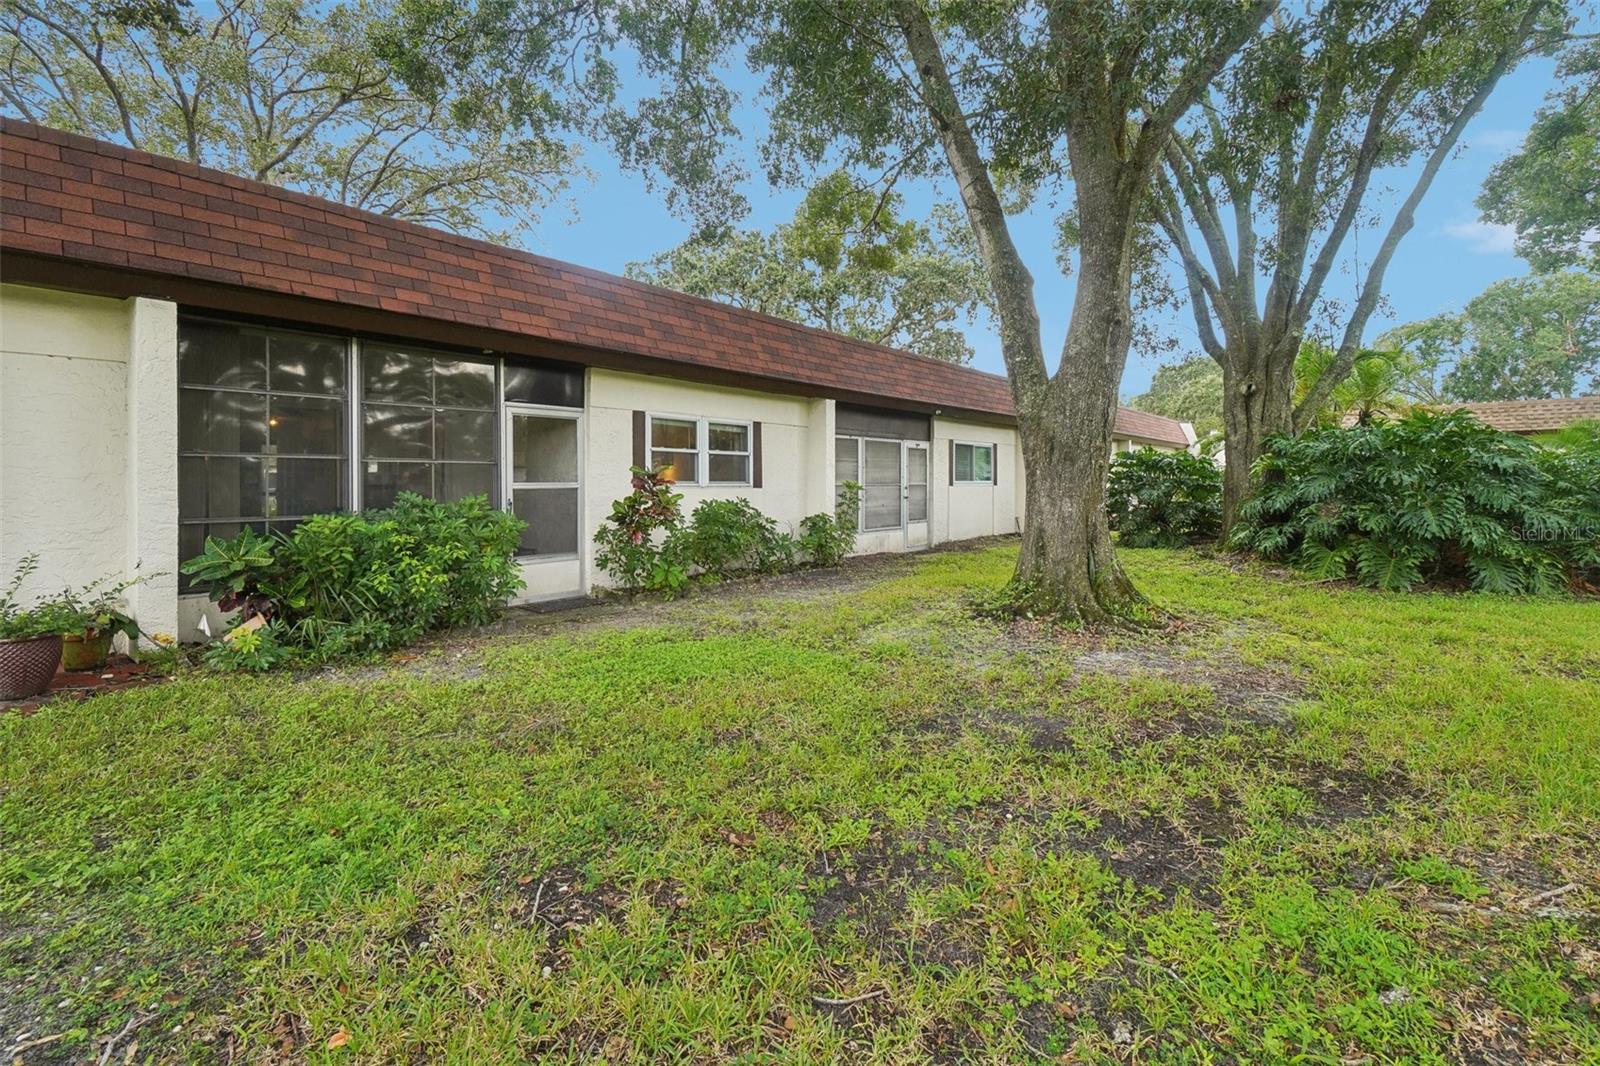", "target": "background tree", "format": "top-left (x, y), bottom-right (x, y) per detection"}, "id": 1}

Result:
top-left (1380, 271), bottom-right (1600, 399)
top-left (627, 172), bottom-right (990, 363)
top-left (1479, 40), bottom-right (1600, 272)
top-left (1128, 356), bottom-right (1225, 437)
top-left (0, 0), bottom-right (752, 238)
top-left (1150, 0), bottom-right (1558, 531)
top-left (0, 0), bottom-right (587, 239)
top-left (716, 0), bottom-right (1275, 623)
